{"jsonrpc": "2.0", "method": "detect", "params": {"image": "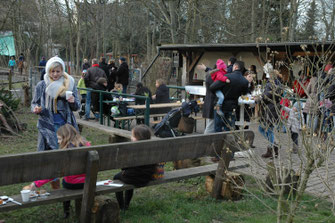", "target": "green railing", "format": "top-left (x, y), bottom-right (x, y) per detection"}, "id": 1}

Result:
top-left (167, 85), bottom-right (185, 101)
top-left (78, 88), bottom-right (150, 126)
